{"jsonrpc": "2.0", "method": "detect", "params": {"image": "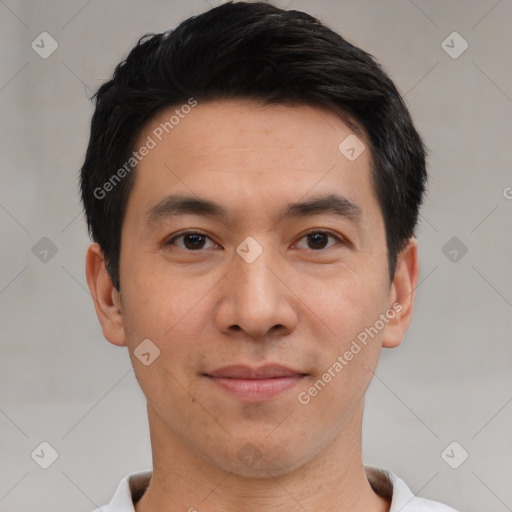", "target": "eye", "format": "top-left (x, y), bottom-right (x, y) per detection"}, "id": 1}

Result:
top-left (165, 229), bottom-right (345, 252)
top-left (165, 231), bottom-right (218, 251)
top-left (294, 230), bottom-right (344, 251)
